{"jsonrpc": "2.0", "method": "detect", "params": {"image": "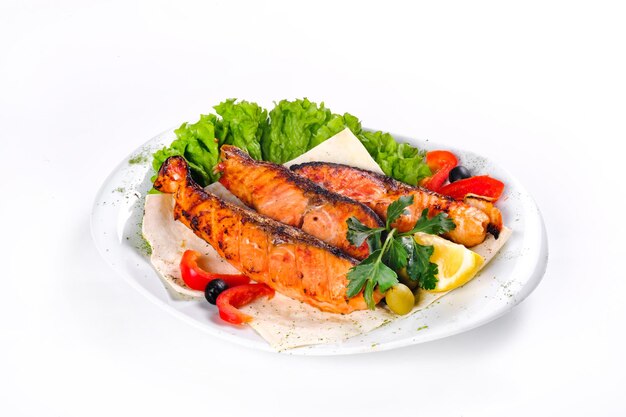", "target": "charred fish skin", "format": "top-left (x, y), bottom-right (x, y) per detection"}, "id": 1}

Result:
top-left (217, 145), bottom-right (384, 260)
top-left (291, 162), bottom-right (501, 247)
top-left (463, 195), bottom-right (502, 239)
top-left (154, 156), bottom-right (379, 314)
